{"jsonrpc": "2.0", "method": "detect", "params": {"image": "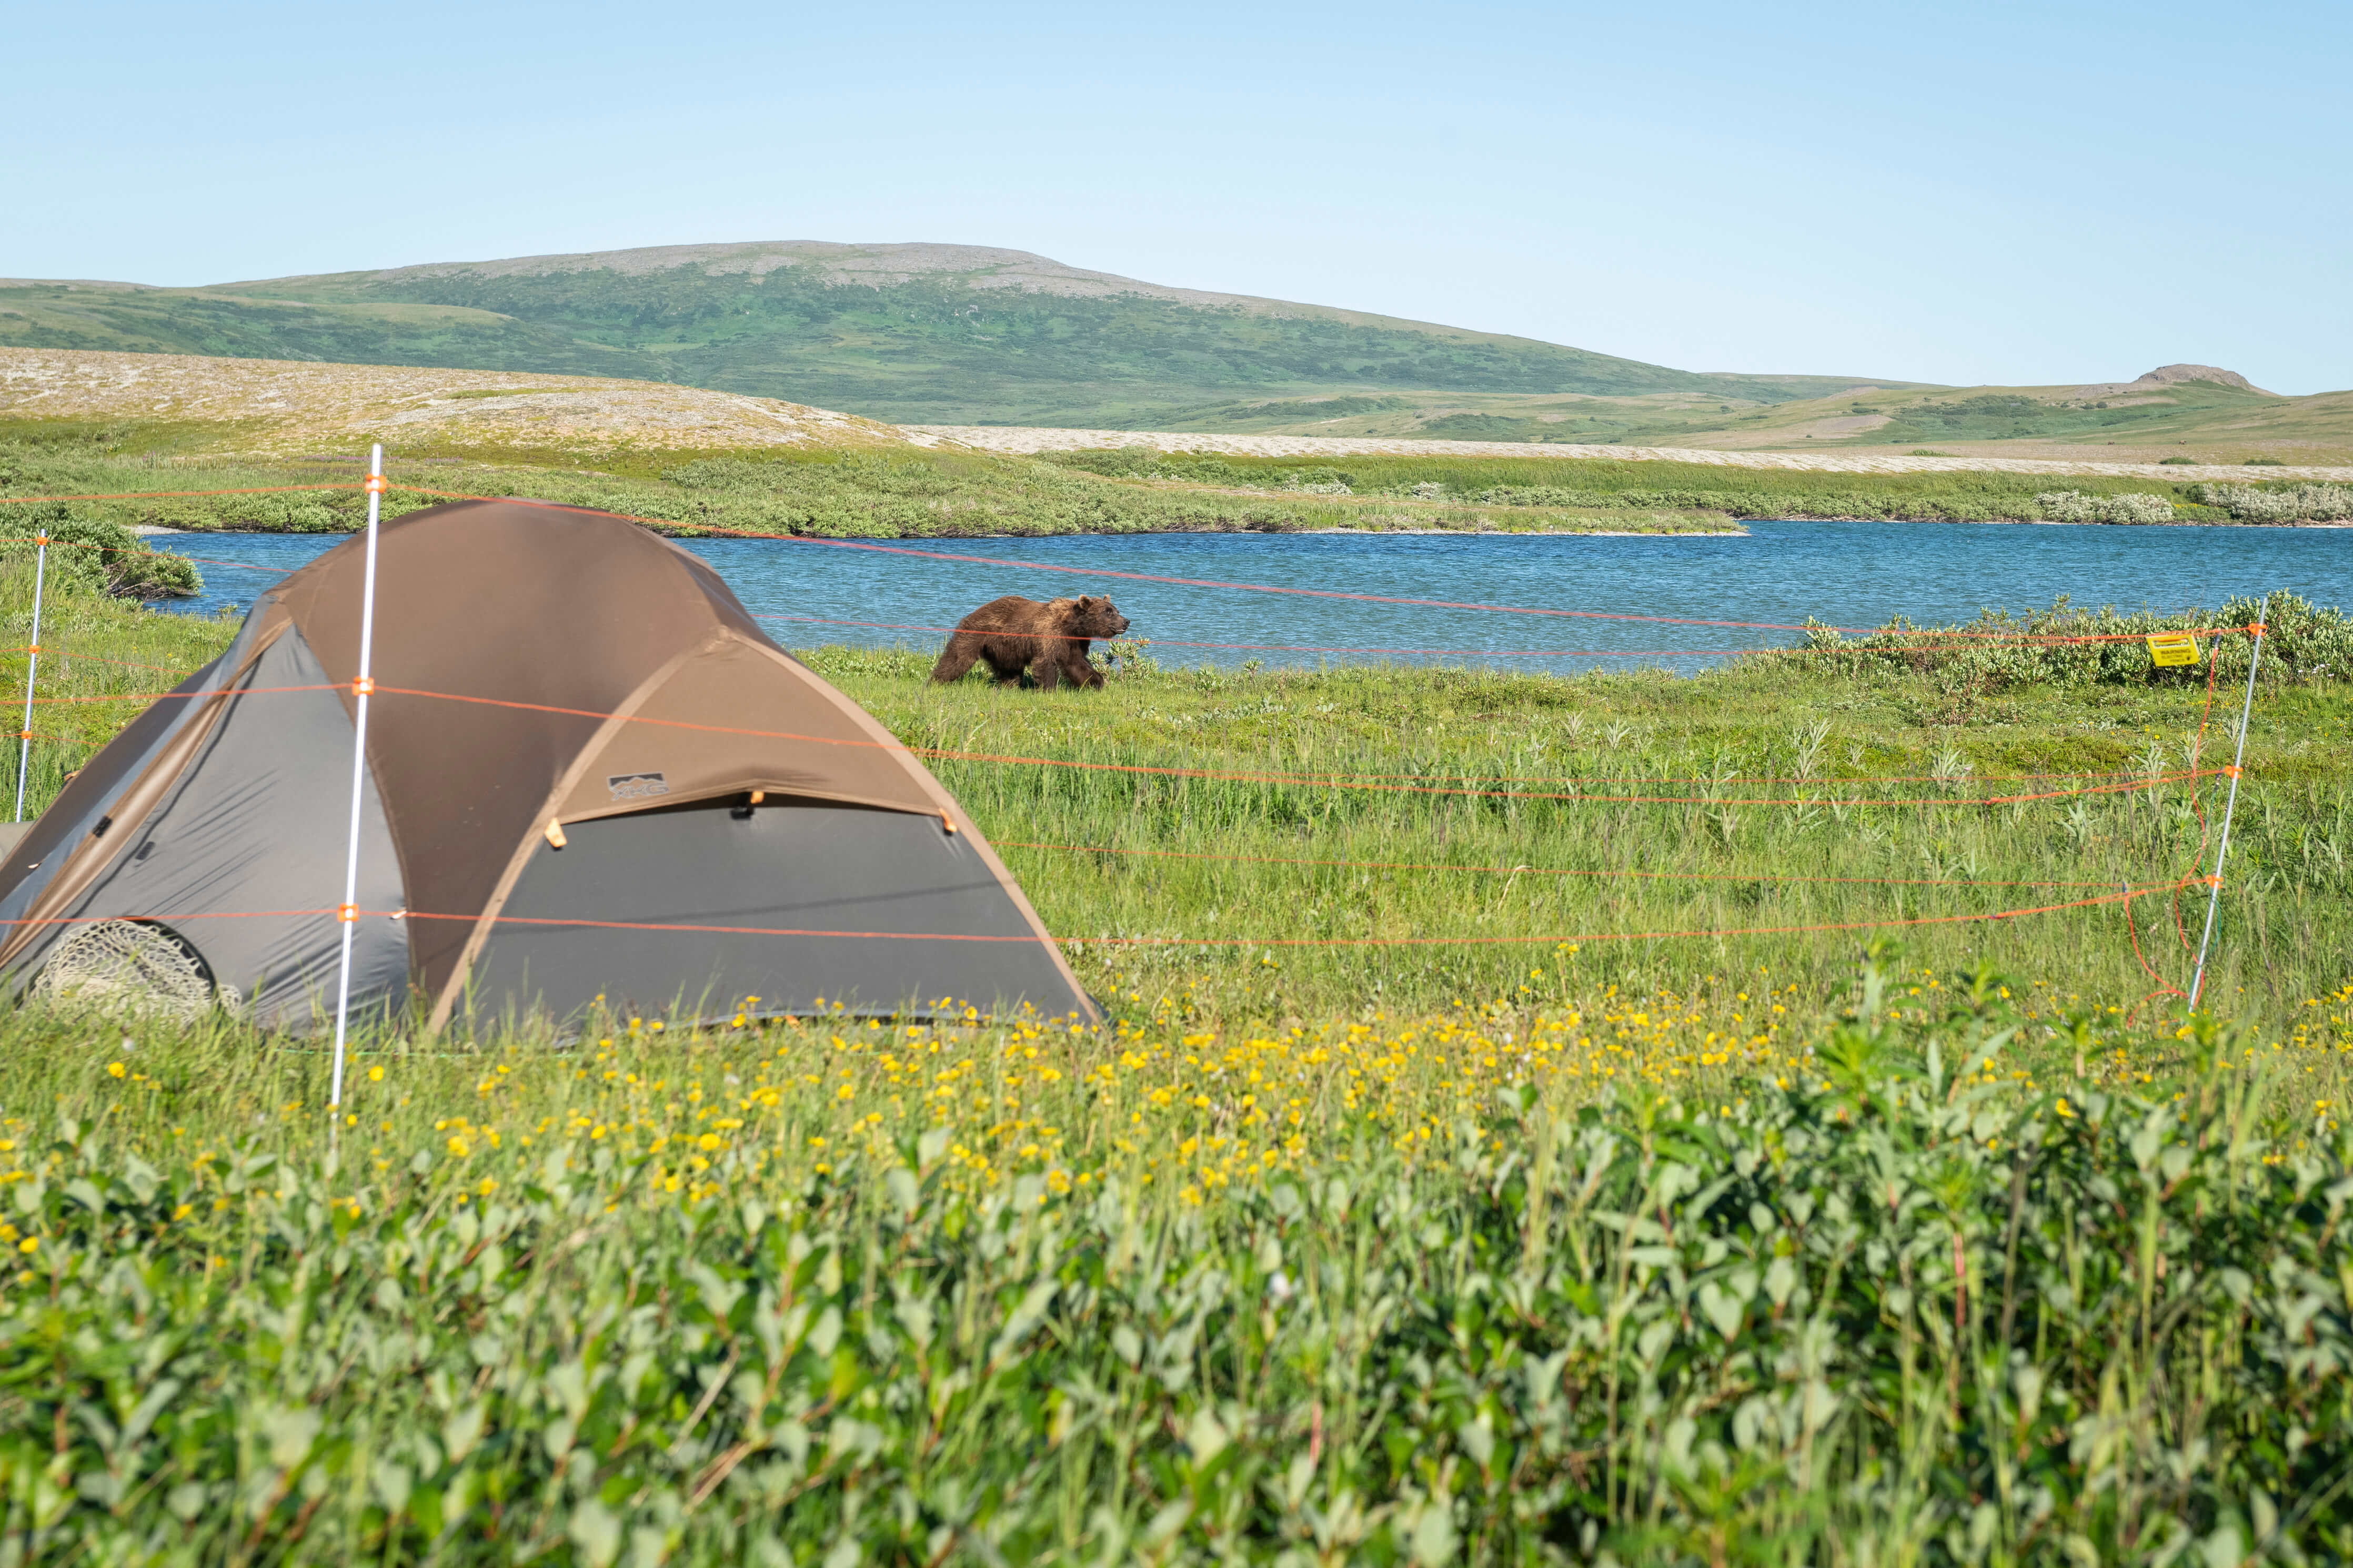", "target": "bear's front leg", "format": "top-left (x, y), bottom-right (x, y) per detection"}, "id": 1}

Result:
top-left (1028, 652), bottom-right (1063, 689)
